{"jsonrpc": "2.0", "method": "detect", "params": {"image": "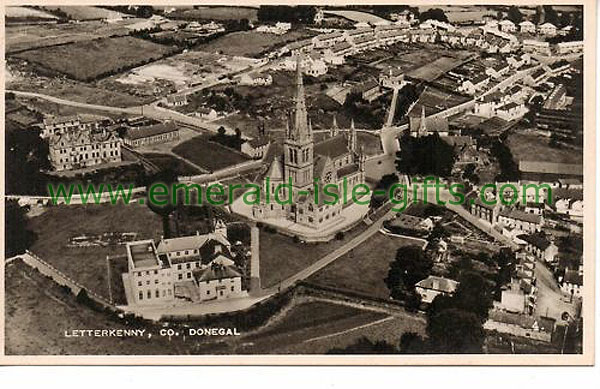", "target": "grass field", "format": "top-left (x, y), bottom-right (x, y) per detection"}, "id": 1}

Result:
top-left (506, 131), bottom-right (583, 165)
top-left (172, 134), bottom-right (249, 172)
top-left (237, 300), bottom-right (390, 353)
top-left (259, 222), bottom-right (370, 288)
top-left (142, 153), bottom-right (202, 176)
top-left (6, 21), bottom-right (130, 53)
top-left (197, 29), bottom-right (317, 58)
top-left (43, 6), bottom-right (125, 21)
top-left (169, 6), bottom-right (259, 21)
top-left (4, 259), bottom-right (194, 355)
top-left (14, 36), bottom-right (179, 81)
top-left (308, 232), bottom-right (424, 299)
top-left (26, 203), bottom-right (164, 301)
